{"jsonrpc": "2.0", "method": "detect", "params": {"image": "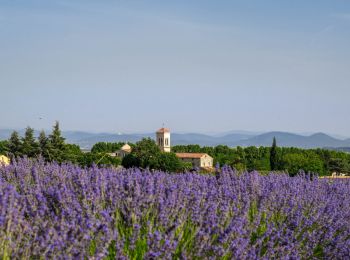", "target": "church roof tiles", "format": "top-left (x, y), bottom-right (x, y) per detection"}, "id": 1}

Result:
top-left (156, 128), bottom-right (170, 133)
top-left (175, 153), bottom-right (210, 159)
